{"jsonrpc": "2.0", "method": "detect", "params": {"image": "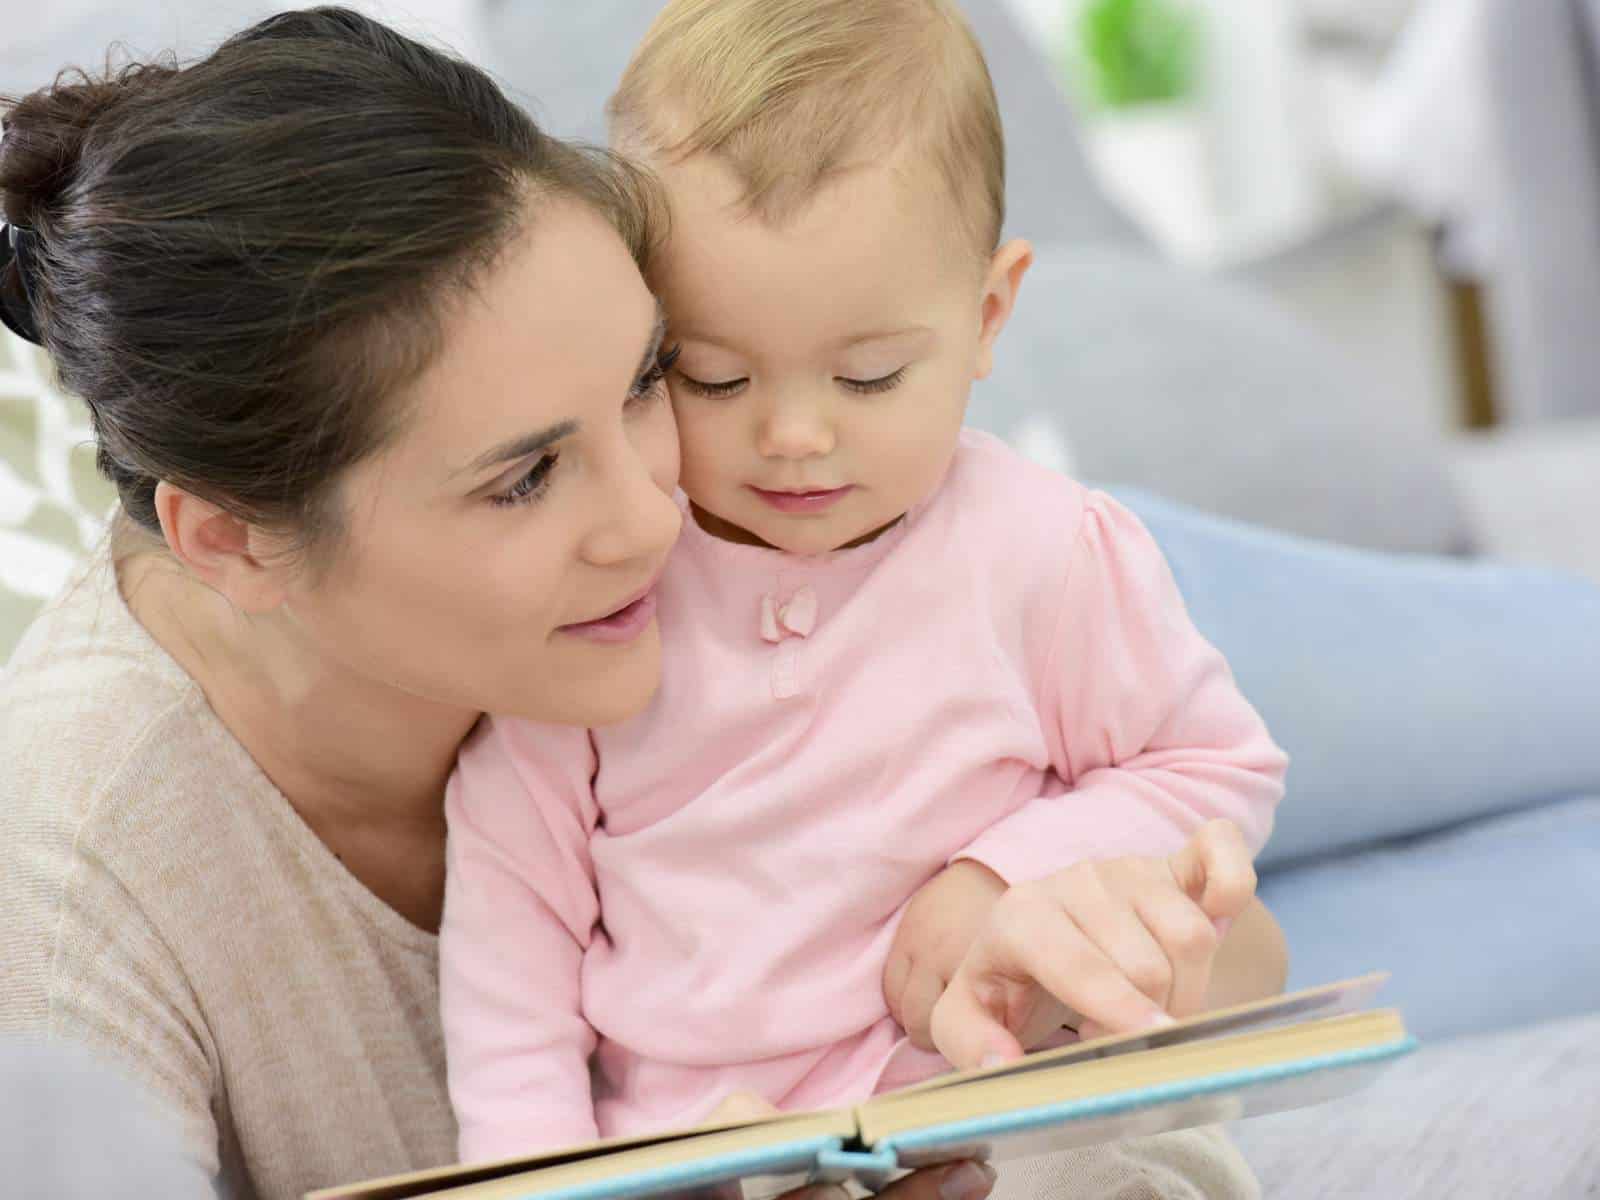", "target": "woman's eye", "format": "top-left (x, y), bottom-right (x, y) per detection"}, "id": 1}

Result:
top-left (628, 344), bottom-right (681, 409)
top-left (838, 366), bottom-right (908, 395)
top-left (491, 452), bottom-right (559, 508)
top-left (675, 372), bottom-right (748, 399)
